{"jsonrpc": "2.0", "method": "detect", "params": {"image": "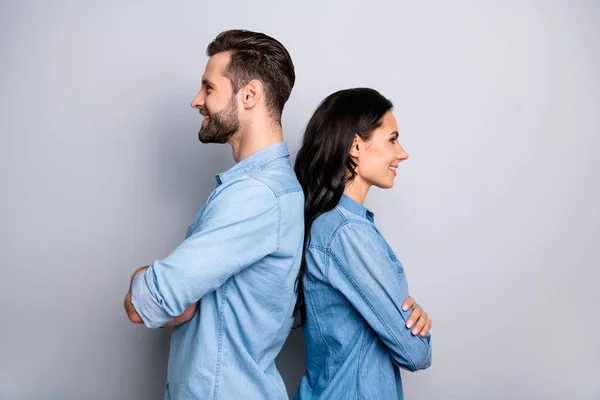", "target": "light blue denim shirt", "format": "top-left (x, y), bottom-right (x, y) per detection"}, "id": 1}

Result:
top-left (131, 142), bottom-right (304, 400)
top-left (295, 194), bottom-right (432, 400)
